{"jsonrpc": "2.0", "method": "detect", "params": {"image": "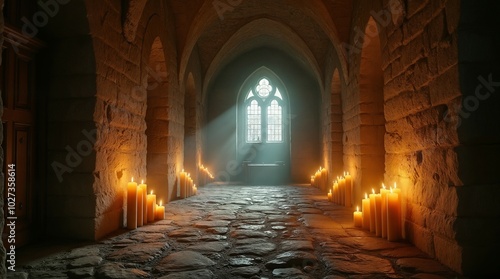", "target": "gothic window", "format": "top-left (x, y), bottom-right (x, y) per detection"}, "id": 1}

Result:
top-left (245, 78), bottom-right (284, 143)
